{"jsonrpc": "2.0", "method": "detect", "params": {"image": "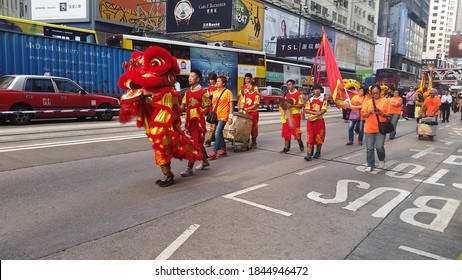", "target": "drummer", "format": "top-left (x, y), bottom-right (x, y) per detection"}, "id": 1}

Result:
top-left (240, 81), bottom-right (260, 149)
